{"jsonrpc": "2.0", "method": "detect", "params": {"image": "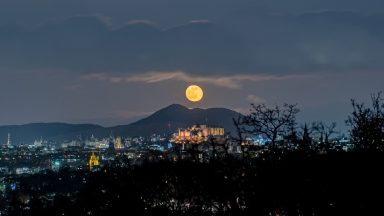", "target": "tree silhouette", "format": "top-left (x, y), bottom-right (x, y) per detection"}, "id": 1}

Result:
top-left (239, 103), bottom-right (300, 150)
top-left (233, 116), bottom-right (247, 159)
top-left (346, 92), bottom-right (384, 151)
top-left (298, 123), bottom-right (313, 152)
top-left (312, 121), bottom-right (338, 151)
top-left (286, 124), bottom-right (299, 149)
